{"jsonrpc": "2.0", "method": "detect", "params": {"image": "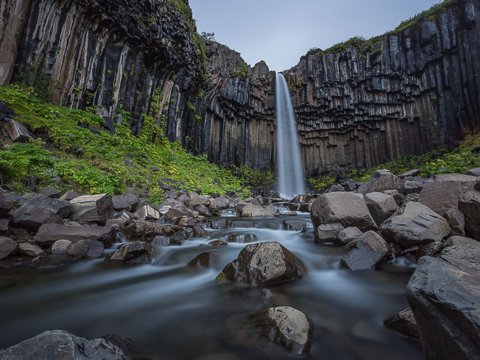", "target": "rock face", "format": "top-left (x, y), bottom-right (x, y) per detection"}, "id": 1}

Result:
top-left (0, 330), bottom-right (140, 359)
top-left (219, 241), bottom-right (305, 286)
top-left (406, 238), bottom-right (480, 360)
top-left (381, 202), bottom-right (451, 248)
top-left (340, 231), bottom-right (389, 270)
top-left (458, 190), bottom-right (480, 240)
